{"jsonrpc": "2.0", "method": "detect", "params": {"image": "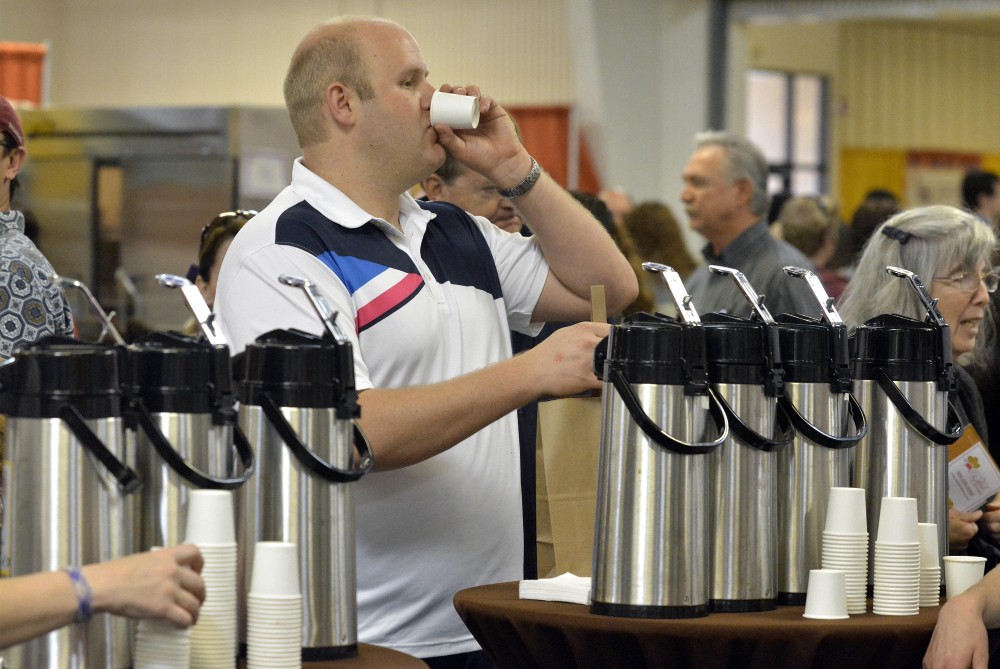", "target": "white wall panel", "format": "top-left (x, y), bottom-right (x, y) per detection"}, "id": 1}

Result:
top-left (0, 0), bottom-right (571, 107)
